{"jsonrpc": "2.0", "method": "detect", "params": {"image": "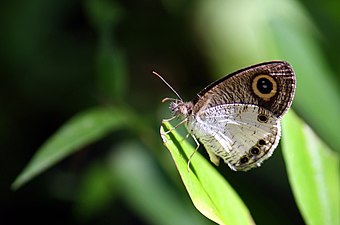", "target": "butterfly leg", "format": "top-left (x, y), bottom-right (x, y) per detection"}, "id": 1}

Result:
top-left (161, 97), bottom-right (178, 103)
top-left (187, 134), bottom-right (200, 172)
top-left (161, 115), bottom-right (176, 123)
top-left (160, 118), bottom-right (187, 135)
